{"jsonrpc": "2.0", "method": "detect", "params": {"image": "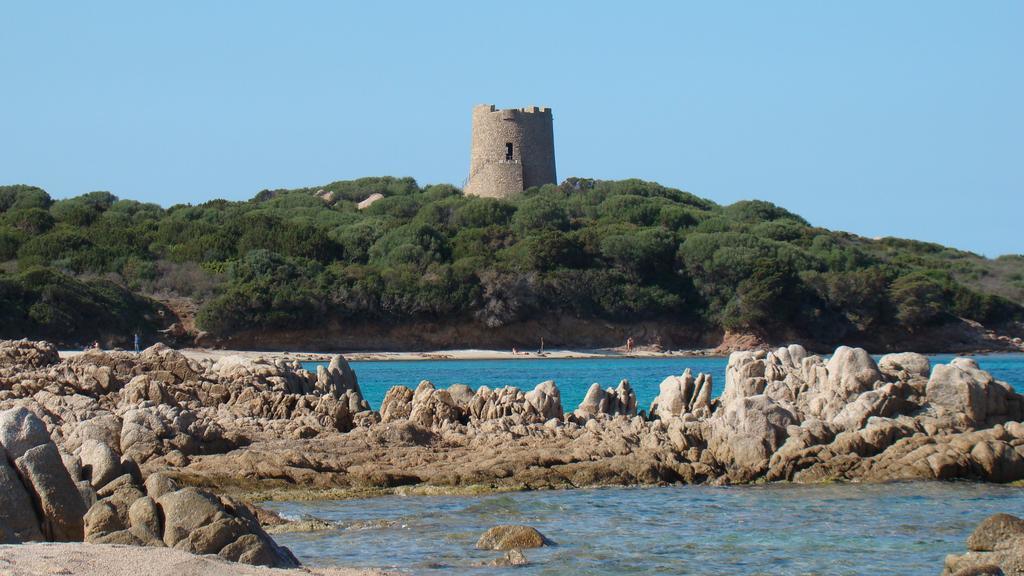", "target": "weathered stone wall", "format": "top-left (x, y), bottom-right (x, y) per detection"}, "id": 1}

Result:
top-left (469, 162), bottom-right (523, 200)
top-left (465, 104), bottom-right (556, 198)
